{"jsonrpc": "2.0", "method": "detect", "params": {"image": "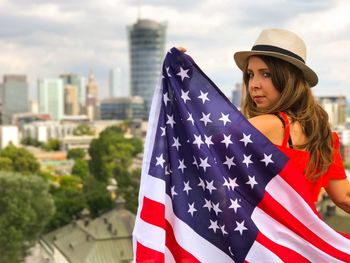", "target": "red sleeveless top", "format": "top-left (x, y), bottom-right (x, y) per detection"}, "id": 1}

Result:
top-left (275, 112), bottom-right (346, 202)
